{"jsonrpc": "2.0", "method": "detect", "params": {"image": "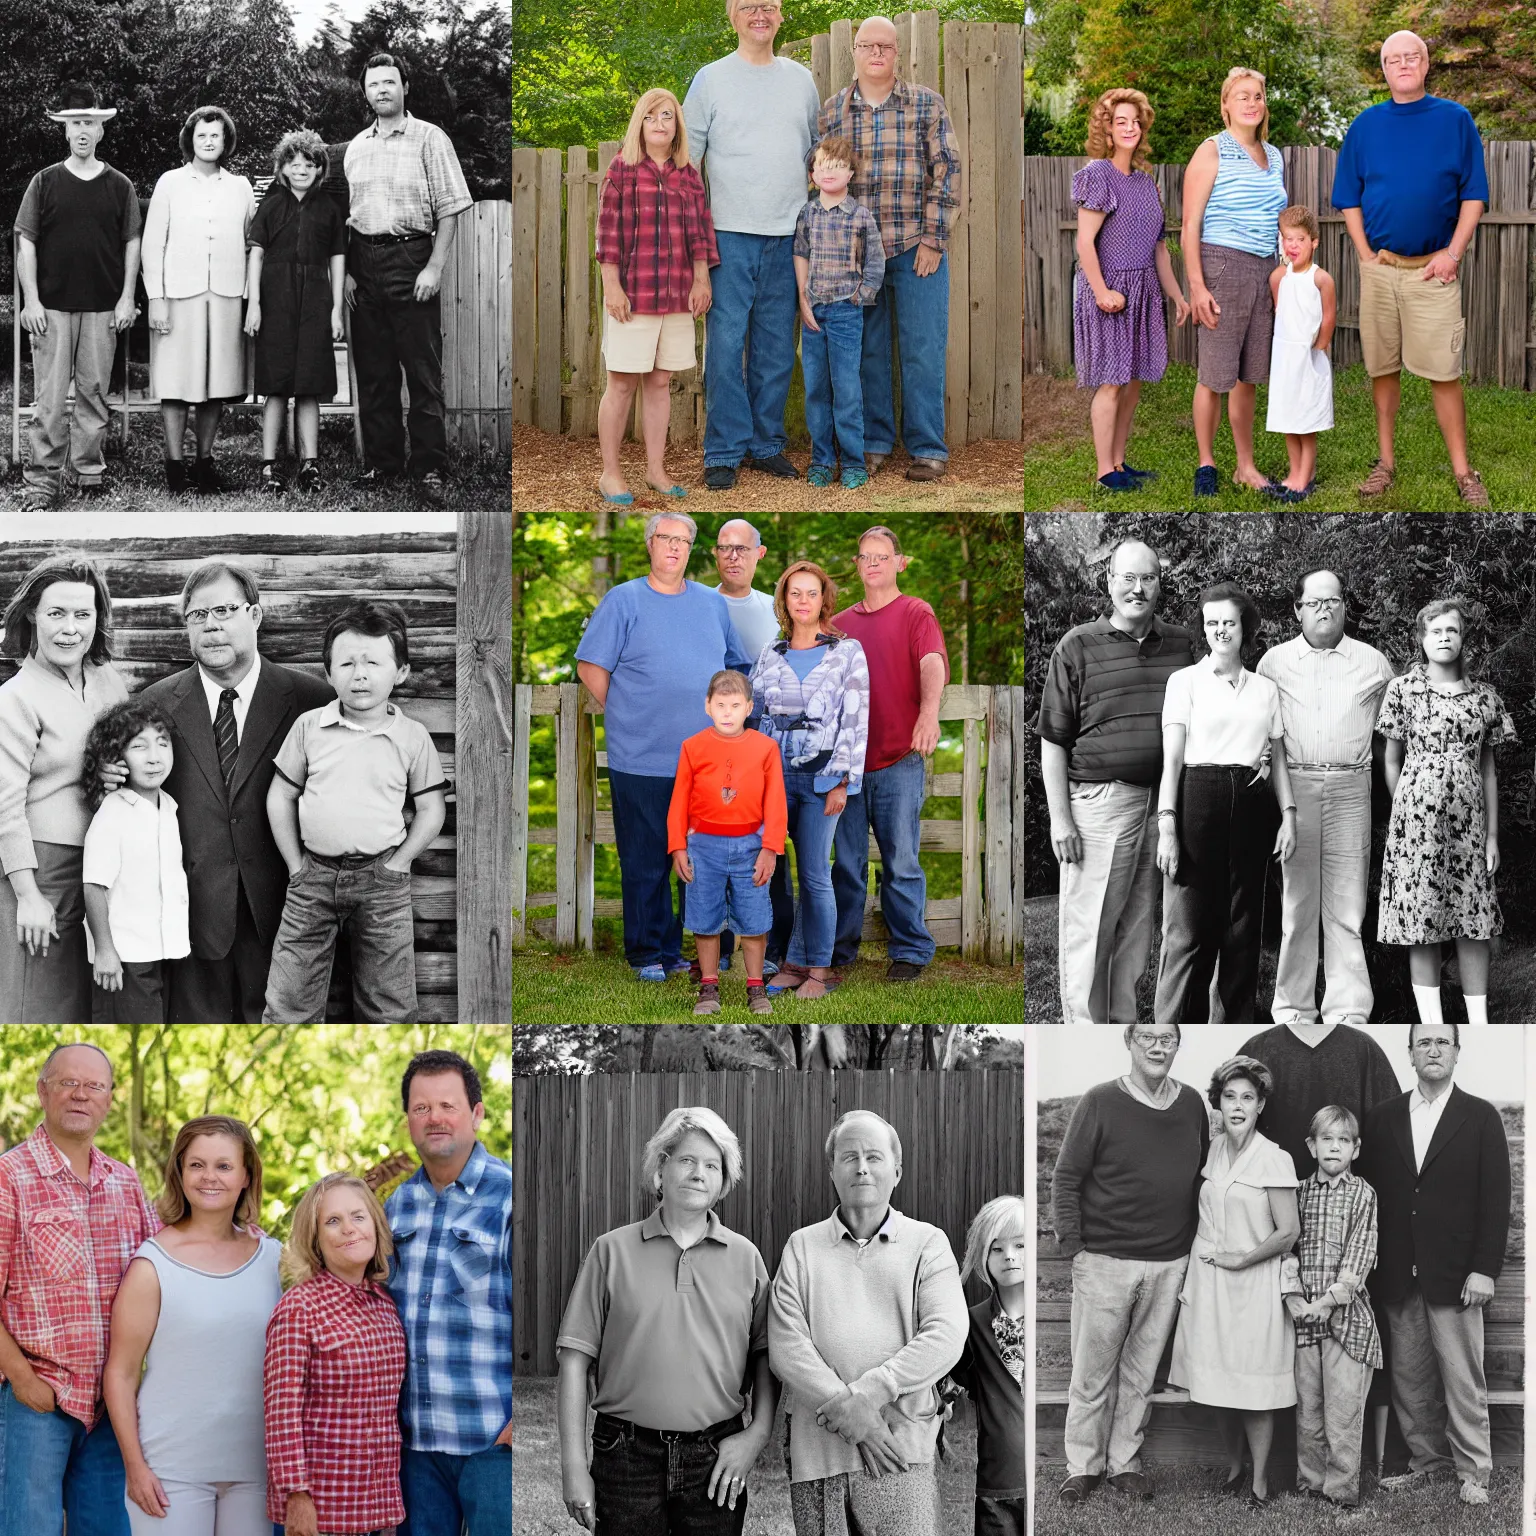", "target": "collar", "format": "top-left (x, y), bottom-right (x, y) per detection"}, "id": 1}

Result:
top-left (367, 111), bottom-right (414, 138)
top-left (1294, 632), bottom-right (1354, 659)
top-left (104, 785), bottom-right (178, 815)
top-left (830, 1204), bottom-right (898, 1244)
top-left (198, 651), bottom-right (262, 710)
top-left (1193, 652), bottom-right (1248, 686)
top-left (314, 1265), bottom-right (382, 1299)
top-left (1096, 612), bottom-right (1167, 648)
top-left (810, 195), bottom-right (860, 216)
top-left (406, 1140), bottom-right (490, 1196)
top-left (20, 654), bottom-right (94, 691)
top-left (640, 1206), bottom-right (726, 1246)
top-left (850, 78), bottom-right (910, 110)
top-left (317, 697), bottom-right (406, 736)
top-left (1311, 1166), bottom-right (1357, 1189)
top-left (772, 631), bottom-right (838, 654)
top-left (27, 1122), bottom-right (108, 1187)
top-left (1413, 1082), bottom-right (1455, 1111)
